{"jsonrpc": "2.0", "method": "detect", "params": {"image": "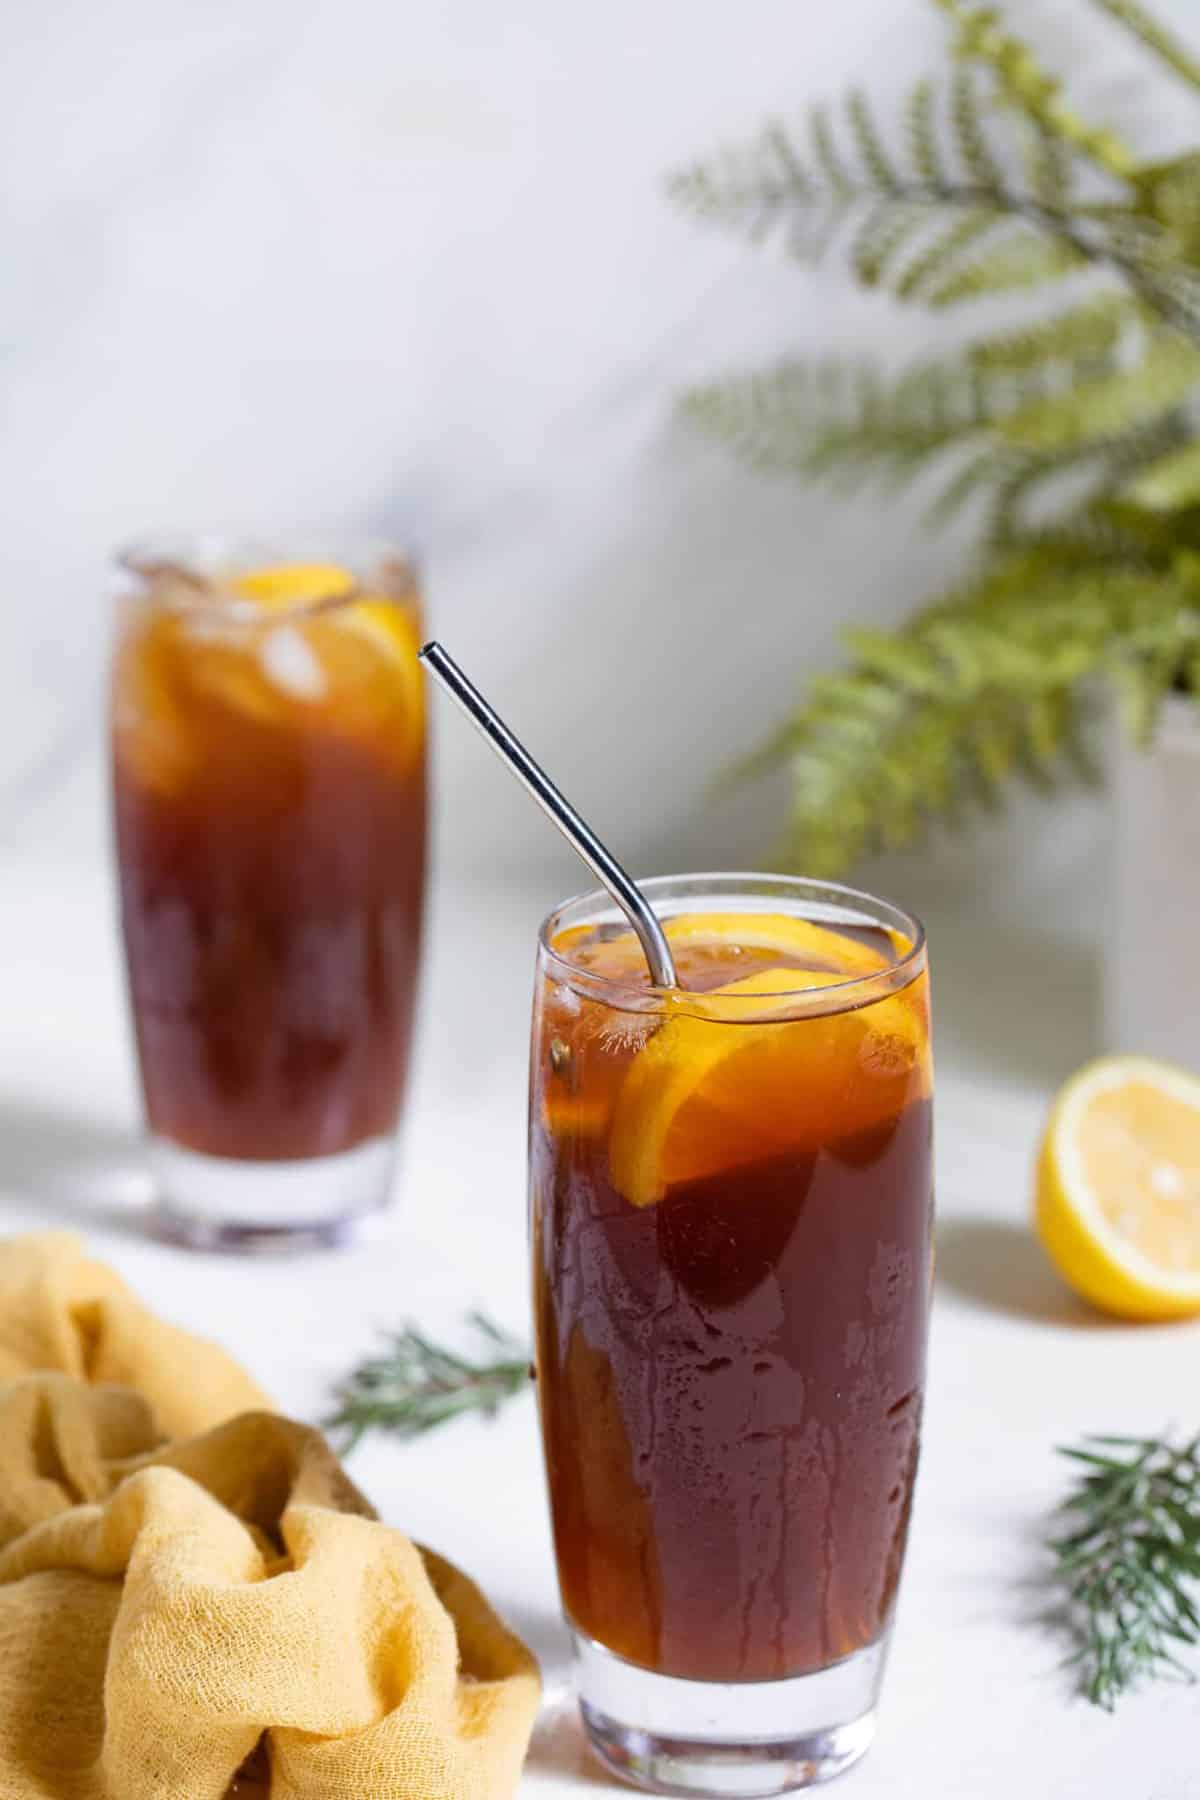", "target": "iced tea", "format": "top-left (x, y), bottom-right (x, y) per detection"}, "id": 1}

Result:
top-left (530, 877), bottom-right (932, 1789)
top-left (110, 545), bottom-right (426, 1239)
